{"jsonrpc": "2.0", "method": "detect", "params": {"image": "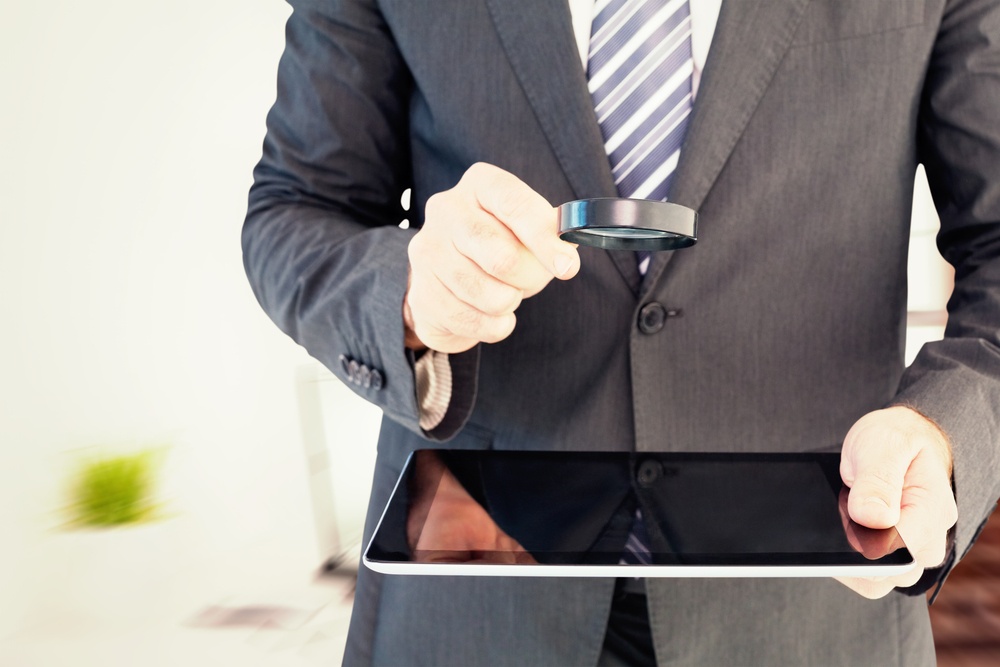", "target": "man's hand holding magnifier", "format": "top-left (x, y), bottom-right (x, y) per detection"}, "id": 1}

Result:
top-left (404, 162), bottom-right (581, 353)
